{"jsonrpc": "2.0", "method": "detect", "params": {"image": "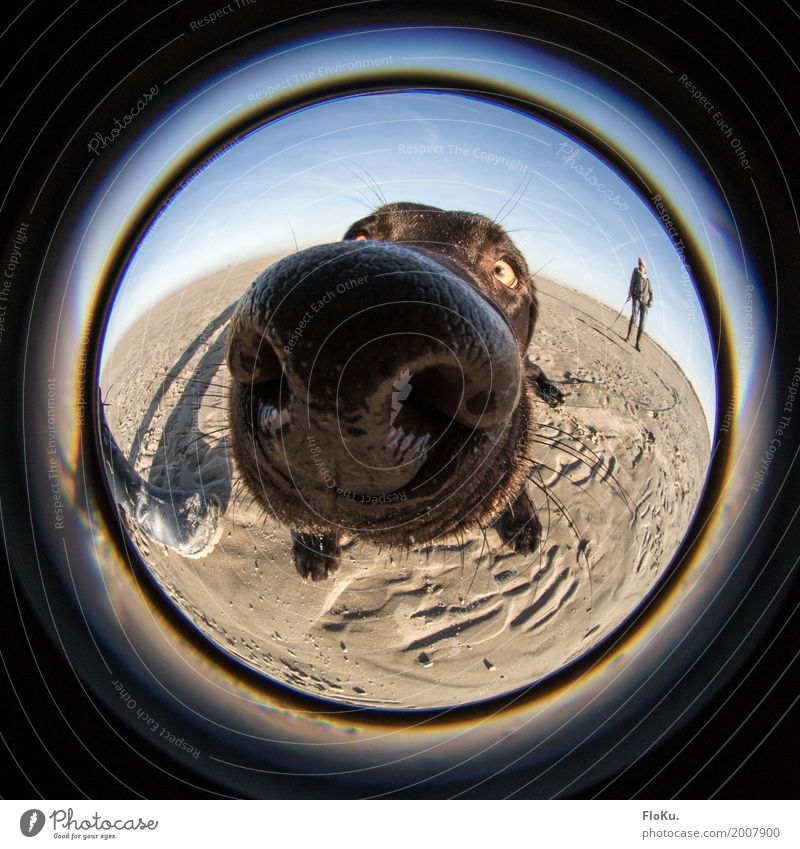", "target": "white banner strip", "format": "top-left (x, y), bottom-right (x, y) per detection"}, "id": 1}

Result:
top-left (2, 800), bottom-right (797, 848)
